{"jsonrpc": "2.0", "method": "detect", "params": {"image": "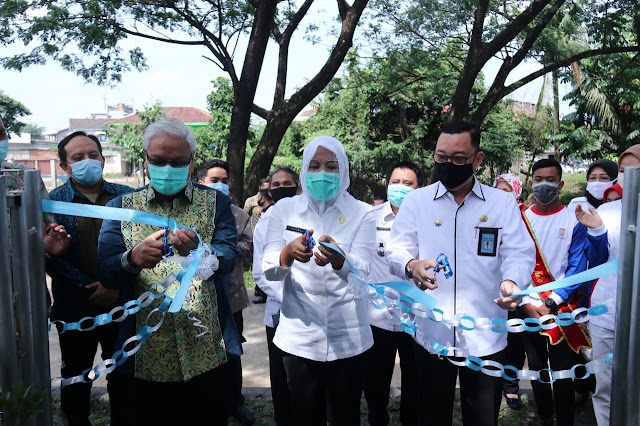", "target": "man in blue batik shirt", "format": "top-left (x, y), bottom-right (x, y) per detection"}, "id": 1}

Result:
top-left (47, 131), bottom-right (133, 426)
